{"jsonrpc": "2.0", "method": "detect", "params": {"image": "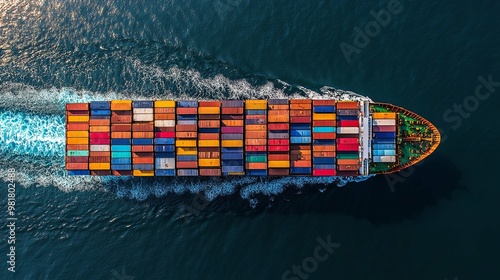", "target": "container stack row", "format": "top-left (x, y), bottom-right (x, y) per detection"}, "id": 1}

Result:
top-left (66, 103), bottom-right (90, 175)
top-left (267, 99), bottom-right (290, 176)
top-left (89, 101), bottom-right (111, 175)
top-left (132, 101), bottom-right (154, 176)
top-left (221, 100), bottom-right (245, 175)
top-left (110, 100), bottom-right (133, 176)
top-left (312, 100), bottom-right (337, 176)
top-left (198, 101), bottom-right (222, 176)
top-left (245, 100), bottom-right (268, 176)
top-left (336, 101), bottom-right (361, 176)
top-left (154, 101), bottom-right (176, 176)
top-left (289, 99), bottom-right (312, 175)
top-left (176, 101), bottom-right (199, 176)
top-left (372, 112), bottom-right (397, 163)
